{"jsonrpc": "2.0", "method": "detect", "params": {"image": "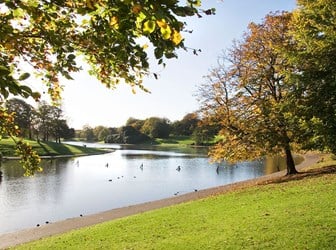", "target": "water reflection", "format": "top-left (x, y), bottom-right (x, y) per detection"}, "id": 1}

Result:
top-left (0, 146), bottom-right (292, 235)
top-left (264, 154), bottom-right (304, 174)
